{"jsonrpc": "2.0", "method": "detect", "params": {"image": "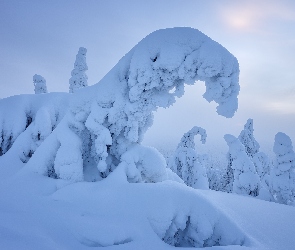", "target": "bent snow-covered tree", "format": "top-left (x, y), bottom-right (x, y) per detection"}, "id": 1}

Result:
top-left (171, 126), bottom-right (209, 189)
top-left (271, 132), bottom-right (295, 204)
top-left (69, 47), bottom-right (88, 93)
top-left (33, 74), bottom-right (47, 94)
top-left (0, 28), bottom-right (240, 182)
top-left (224, 134), bottom-right (260, 196)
